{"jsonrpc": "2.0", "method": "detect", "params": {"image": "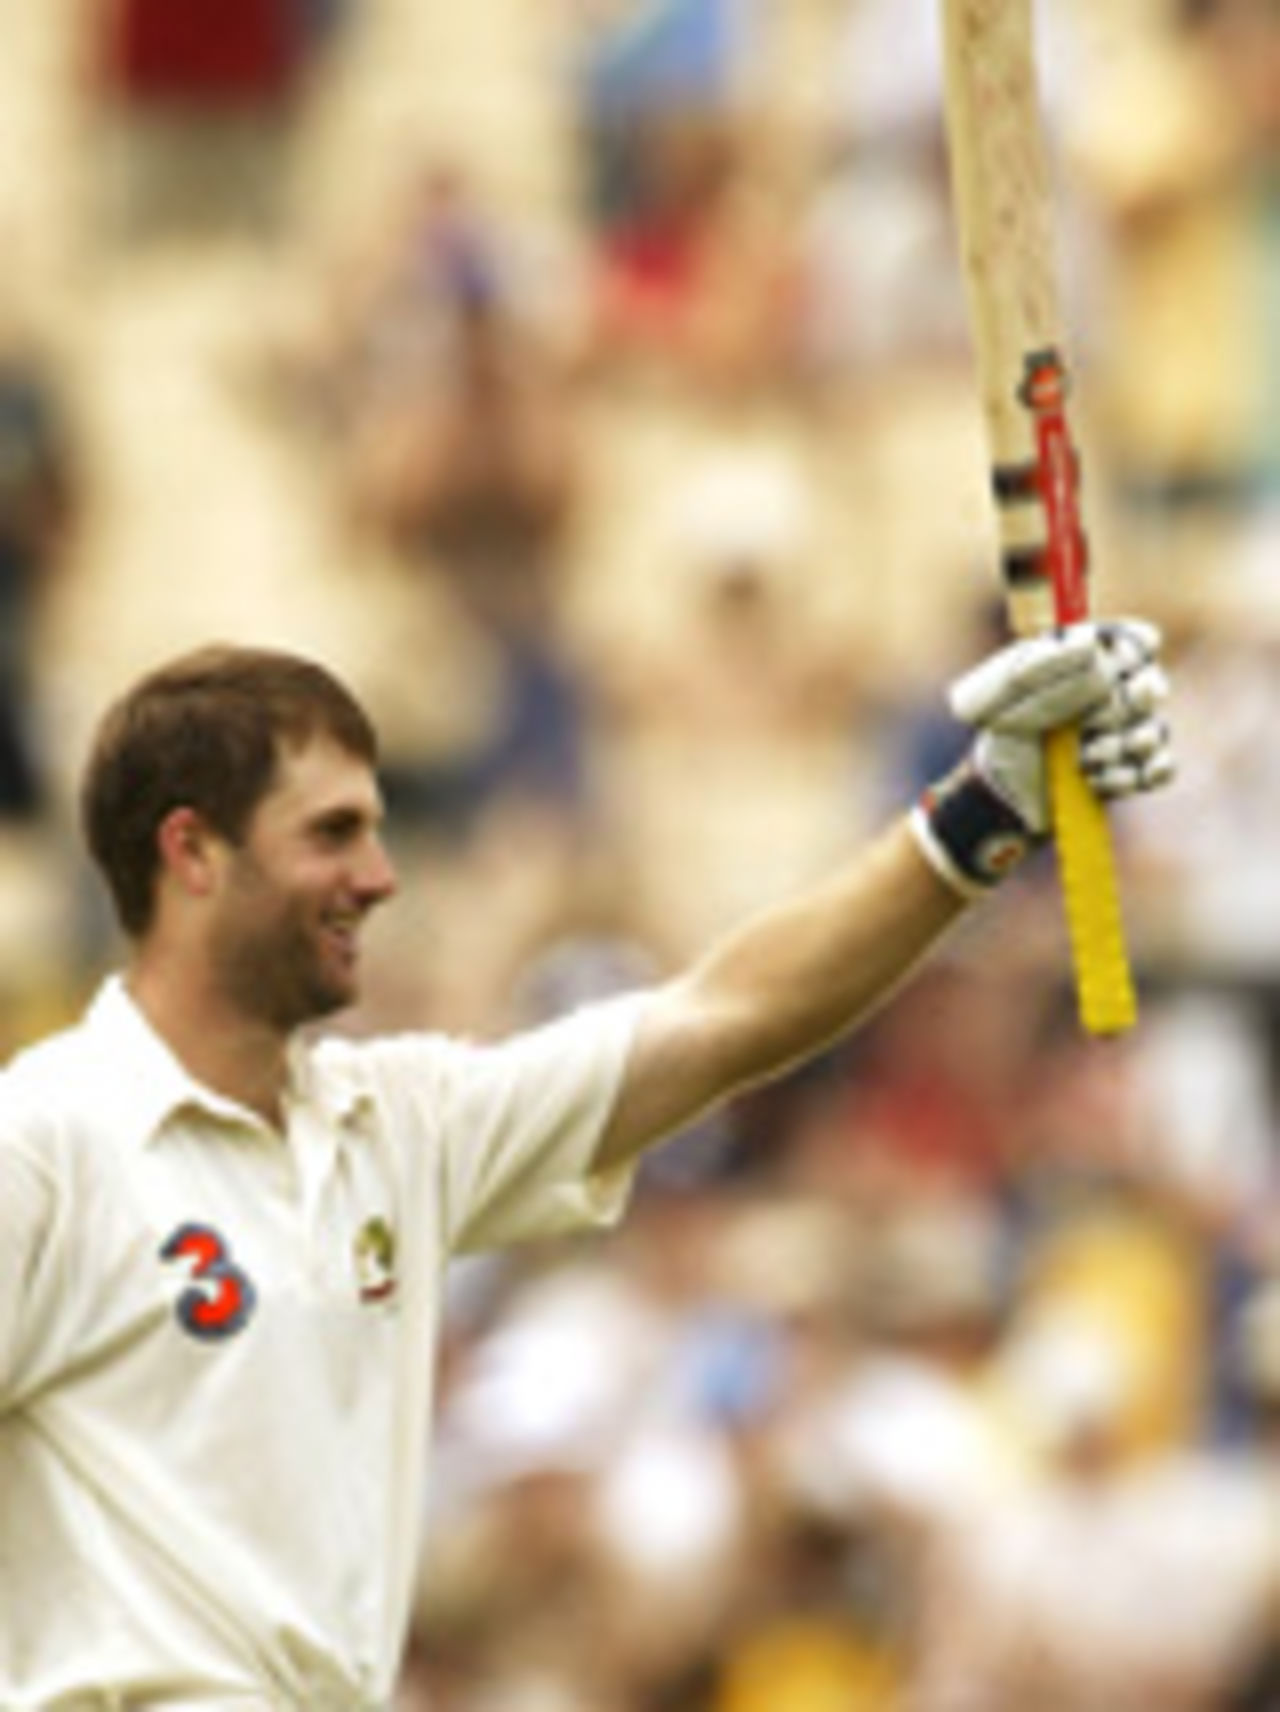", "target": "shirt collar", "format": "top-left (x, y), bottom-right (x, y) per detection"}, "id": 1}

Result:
top-left (87, 976), bottom-right (277, 1145)
top-left (86, 976), bottom-right (373, 1144)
